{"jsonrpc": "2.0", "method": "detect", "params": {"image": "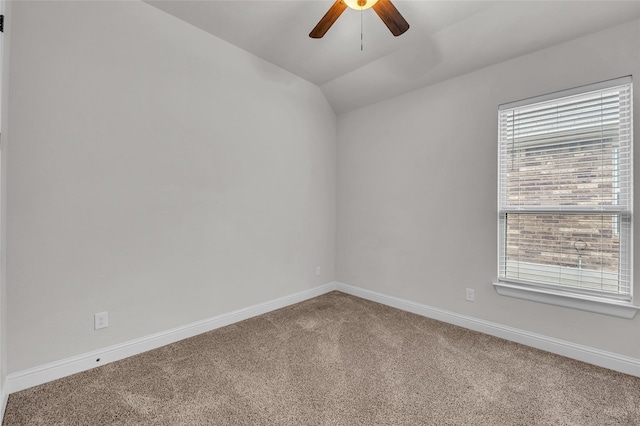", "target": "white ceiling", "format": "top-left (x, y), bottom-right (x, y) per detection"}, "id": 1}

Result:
top-left (146, 0), bottom-right (640, 114)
